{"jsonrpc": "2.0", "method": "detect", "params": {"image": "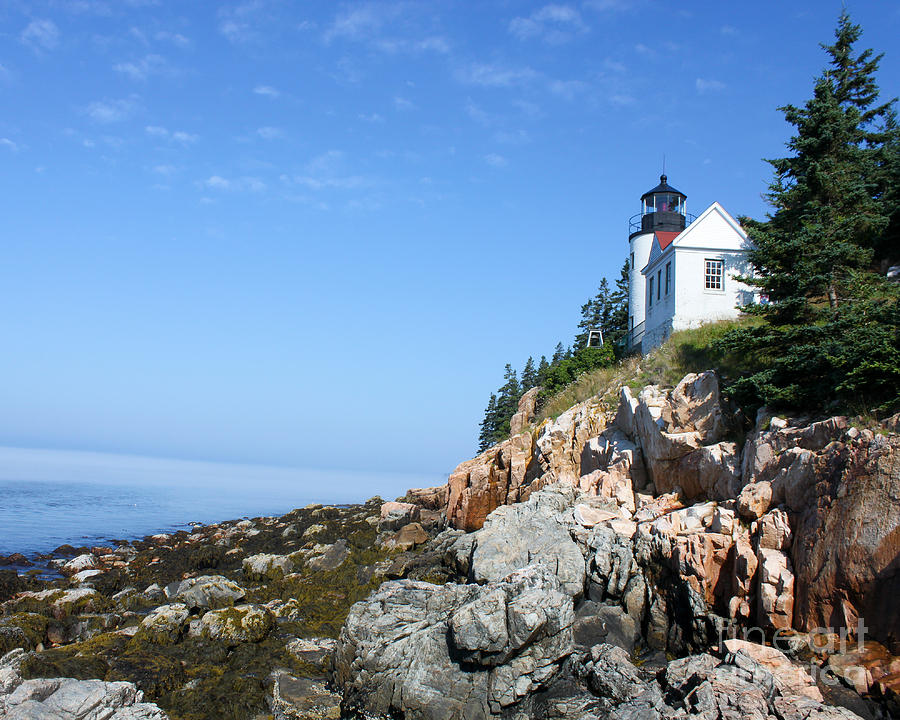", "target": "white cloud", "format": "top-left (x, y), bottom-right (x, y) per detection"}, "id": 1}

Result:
top-left (720, 25), bottom-right (738, 35)
top-left (145, 126), bottom-right (198, 144)
top-left (609, 94), bottom-right (636, 106)
top-left (0, 138), bottom-right (18, 152)
top-left (374, 35), bottom-right (451, 54)
top-left (603, 58), bottom-right (626, 73)
top-left (172, 131), bottom-right (197, 144)
top-left (696, 78), bottom-right (726, 94)
top-left (155, 31), bottom-right (190, 47)
top-left (455, 63), bottom-right (537, 88)
top-left (584, 0), bottom-right (633, 10)
top-left (285, 150), bottom-right (370, 191)
top-left (152, 164), bottom-right (177, 175)
top-left (465, 100), bottom-right (494, 127)
top-left (256, 126), bottom-right (284, 140)
top-left (114, 54), bottom-right (172, 81)
top-left (85, 97), bottom-right (138, 123)
top-left (218, 2), bottom-right (269, 44)
top-left (325, 3), bottom-right (396, 42)
top-left (393, 96), bottom-right (414, 111)
top-left (253, 85), bottom-right (280, 98)
top-left (202, 175), bottom-right (265, 192)
top-left (548, 79), bottom-right (588, 99)
top-left (484, 153), bottom-right (508, 168)
top-left (66, 1), bottom-right (113, 15)
top-left (509, 5), bottom-right (587, 44)
top-left (21, 19), bottom-right (60, 52)
top-left (358, 112), bottom-right (384, 123)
